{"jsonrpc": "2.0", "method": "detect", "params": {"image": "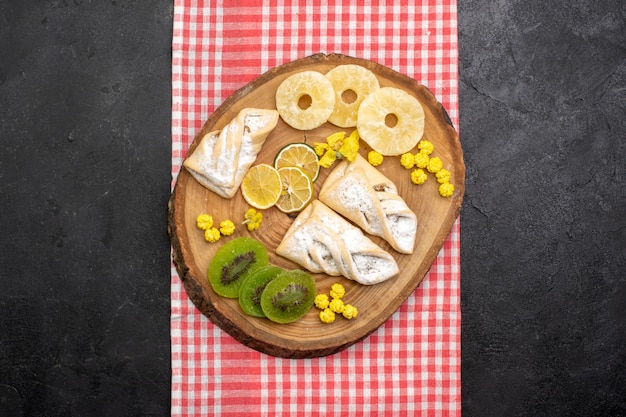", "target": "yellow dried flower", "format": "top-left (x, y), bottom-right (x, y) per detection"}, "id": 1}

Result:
top-left (219, 220), bottom-right (235, 236)
top-left (317, 284), bottom-right (358, 323)
top-left (367, 151), bottom-right (384, 166)
top-left (411, 168), bottom-right (428, 185)
top-left (243, 208), bottom-right (263, 231)
top-left (204, 227), bottom-right (221, 243)
top-left (329, 298), bottom-right (345, 314)
top-left (418, 140), bottom-right (434, 155)
top-left (342, 304), bottom-right (359, 319)
top-left (244, 208), bottom-right (256, 218)
top-left (314, 142), bottom-right (330, 156)
top-left (317, 130), bottom-right (360, 168)
top-left (319, 308), bottom-right (336, 324)
top-left (414, 152), bottom-right (430, 169)
top-left (400, 153), bottom-right (415, 169)
top-left (314, 294), bottom-right (330, 310)
top-left (338, 130), bottom-right (360, 162)
top-left (326, 131), bottom-right (346, 149)
top-left (439, 182), bottom-right (455, 198)
top-left (329, 283), bottom-right (346, 300)
top-left (436, 168), bottom-right (451, 184)
top-left (318, 149), bottom-right (337, 168)
top-left (427, 156), bottom-right (443, 174)
top-left (196, 214), bottom-right (214, 230)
